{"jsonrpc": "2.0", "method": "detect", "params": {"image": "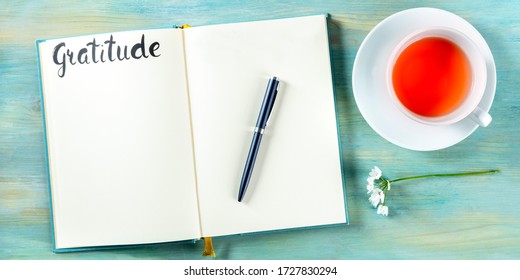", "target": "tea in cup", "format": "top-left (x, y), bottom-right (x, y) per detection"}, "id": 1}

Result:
top-left (387, 27), bottom-right (491, 127)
